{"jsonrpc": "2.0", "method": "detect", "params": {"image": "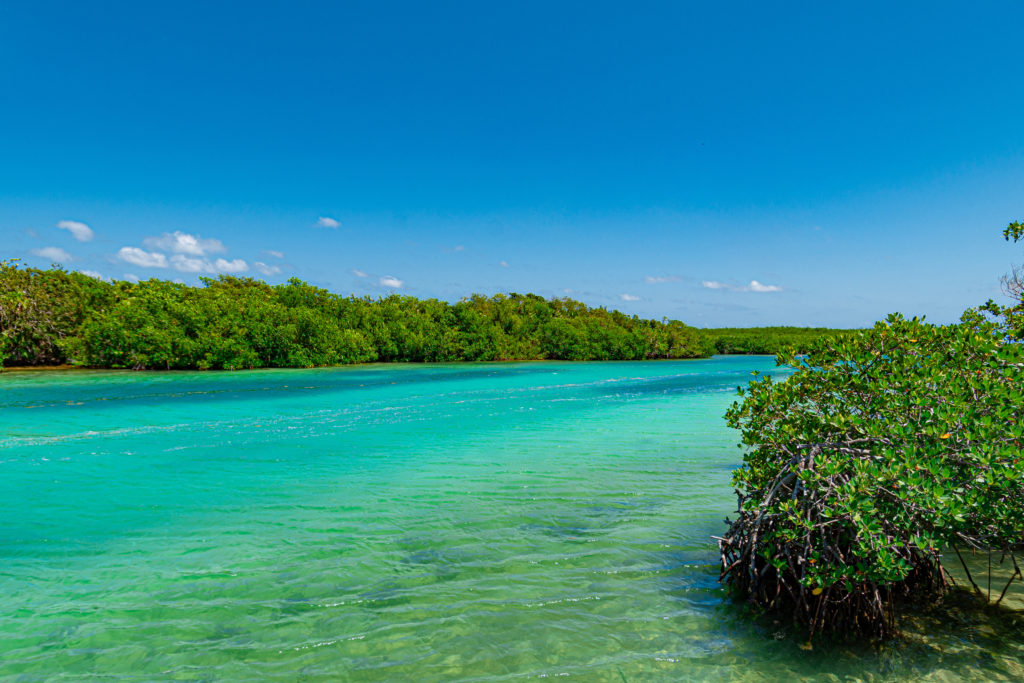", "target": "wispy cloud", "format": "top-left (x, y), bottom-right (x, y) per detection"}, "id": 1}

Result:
top-left (644, 275), bottom-right (681, 284)
top-left (57, 220), bottom-right (94, 242)
top-left (78, 269), bottom-right (104, 280)
top-left (379, 275), bottom-right (404, 288)
top-left (144, 231), bottom-right (225, 256)
top-left (352, 269), bottom-right (368, 278)
top-left (123, 273), bottom-right (140, 283)
top-left (702, 279), bottom-right (783, 293)
top-left (499, 260), bottom-right (509, 268)
top-left (31, 246), bottom-right (72, 262)
top-left (254, 261), bottom-right (282, 276)
top-left (263, 249), bottom-right (285, 259)
top-left (620, 294), bottom-right (641, 301)
top-left (316, 216), bottom-right (341, 229)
